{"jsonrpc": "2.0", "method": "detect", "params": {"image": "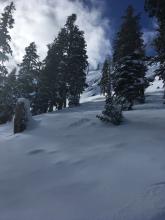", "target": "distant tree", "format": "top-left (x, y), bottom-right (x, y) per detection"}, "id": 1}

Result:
top-left (145, 0), bottom-right (165, 98)
top-left (17, 42), bottom-right (41, 114)
top-left (99, 58), bottom-right (112, 96)
top-left (113, 5), bottom-right (147, 109)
